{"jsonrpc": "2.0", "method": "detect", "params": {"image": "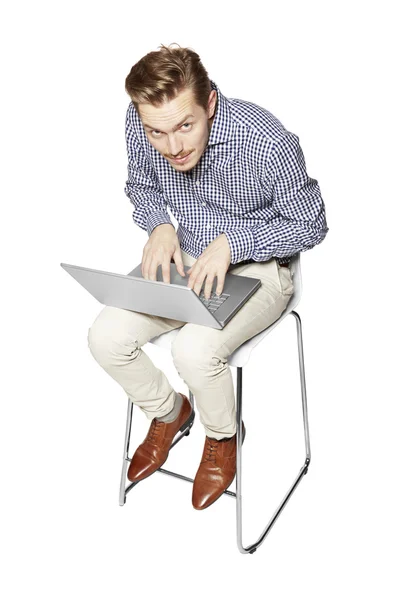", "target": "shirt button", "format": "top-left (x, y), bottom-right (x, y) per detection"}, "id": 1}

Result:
top-left (202, 202), bottom-right (206, 207)
top-left (196, 180), bottom-right (201, 185)
top-left (206, 224), bottom-right (211, 229)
